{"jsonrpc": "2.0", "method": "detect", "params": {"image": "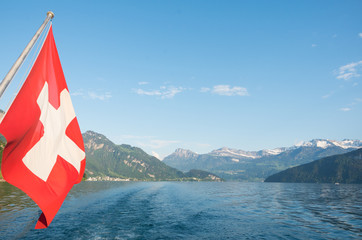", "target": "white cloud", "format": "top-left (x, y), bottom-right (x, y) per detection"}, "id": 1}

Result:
top-left (312, 44), bottom-right (317, 47)
top-left (211, 85), bottom-right (249, 96)
top-left (336, 61), bottom-right (362, 80)
top-left (135, 86), bottom-right (185, 99)
top-left (349, 98), bottom-right (362, 107)
top-left (135, 89), bottom-right (162, 97)
top-left (161, 86), bottom-right (184, 99)
top-left (340, 107), bottom-right (351, 112)
top-left (88, 91), bottom-right (112, 101)
top-left (359, 33), bottom-right (362, 38)
top-left (322, 91), bottom-right (334, 99)
top-left (200, 87), bottom-right (211, 93)
top-left (70, 90), bottom-right (85, 96)
top-left (151, 151), bottom-right (160, 160)
top-left (138, 81), bottom-right (149, 85)
top-left (136, 84), bottom-right (249, 98)
top-left (71, 89), bottom-right (112, 101)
